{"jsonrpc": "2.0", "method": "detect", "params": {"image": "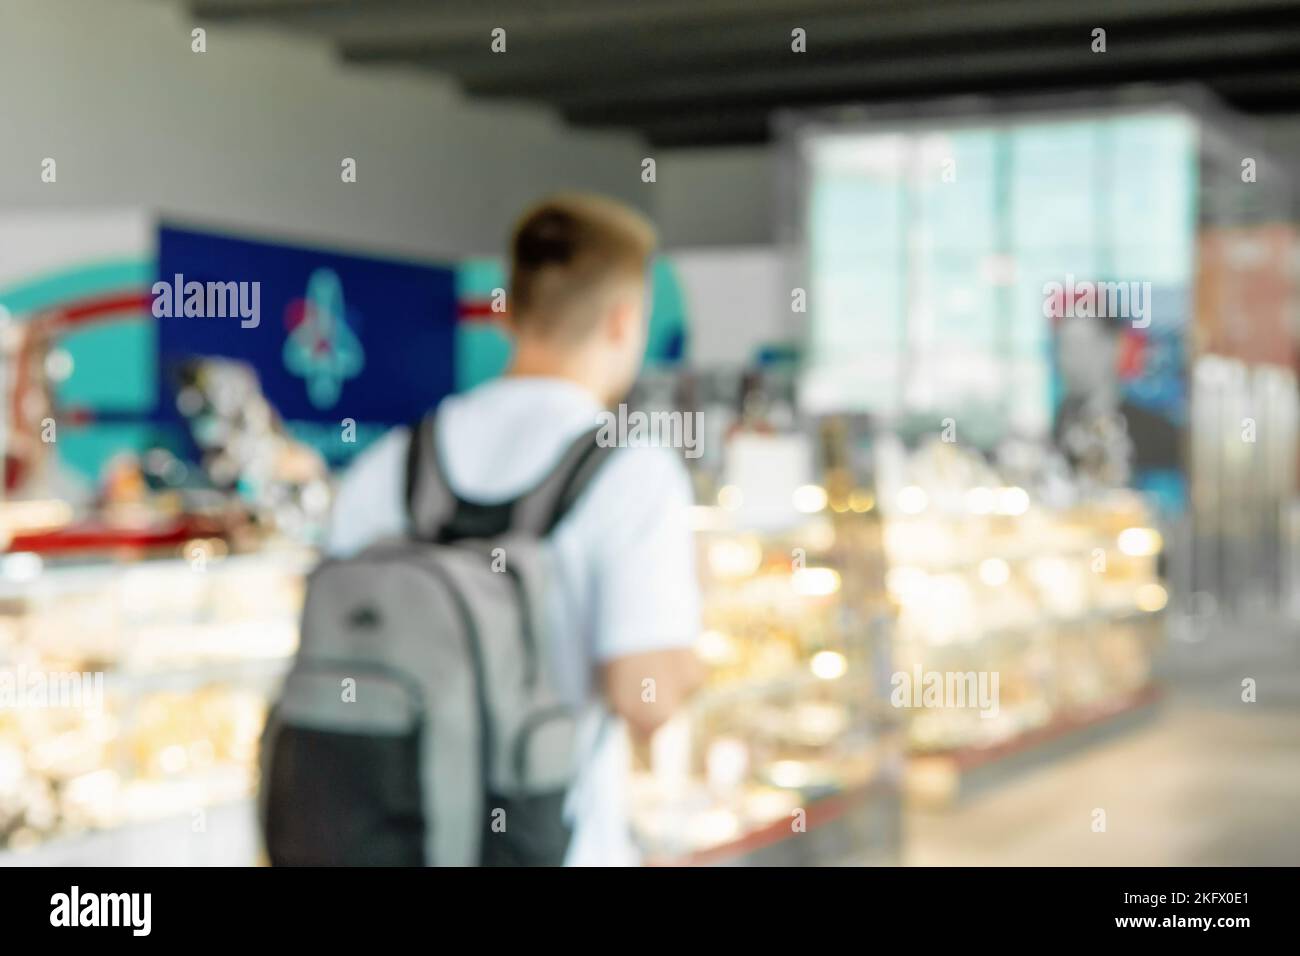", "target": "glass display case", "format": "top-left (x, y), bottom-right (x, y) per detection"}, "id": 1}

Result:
top-left (0, 547), bottom-right (309, 861)
top-left (874, 439), bottom-right (1166, 803)
top-left (631, 509), bottom-right (903, 865)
